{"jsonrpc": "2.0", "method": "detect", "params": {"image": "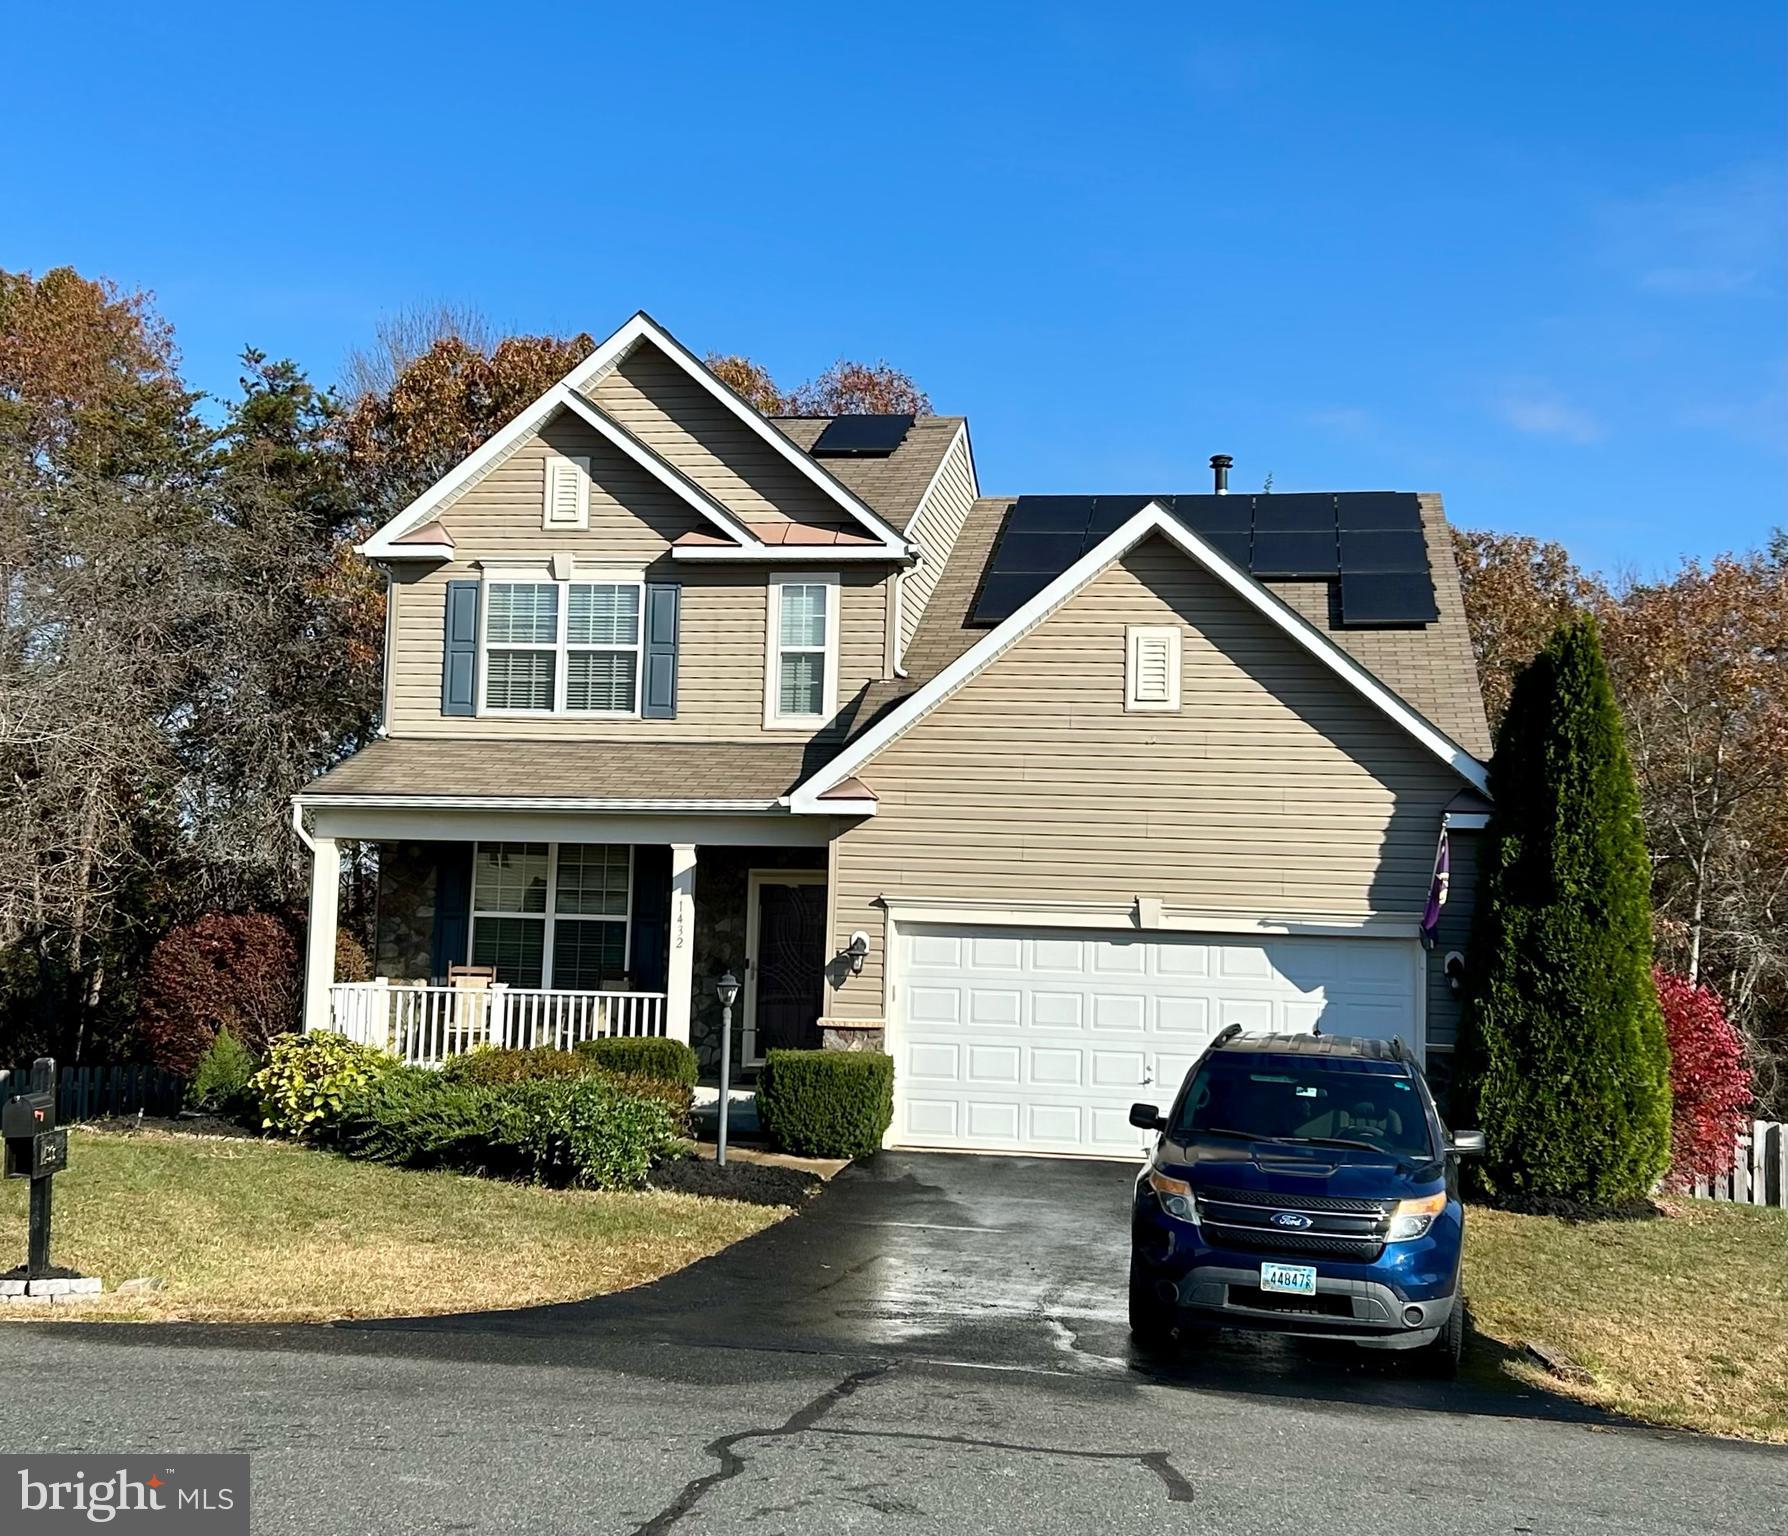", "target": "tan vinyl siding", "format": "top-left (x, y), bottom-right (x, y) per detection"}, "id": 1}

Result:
top-left (898, 428), bottom-right (977, 654)
top-left (590, 344), bottom-right (851, 527)
top-left (827, 536), bottom-right (1470, 1022)
top-left (385, 416), bottom-right (888, 742)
